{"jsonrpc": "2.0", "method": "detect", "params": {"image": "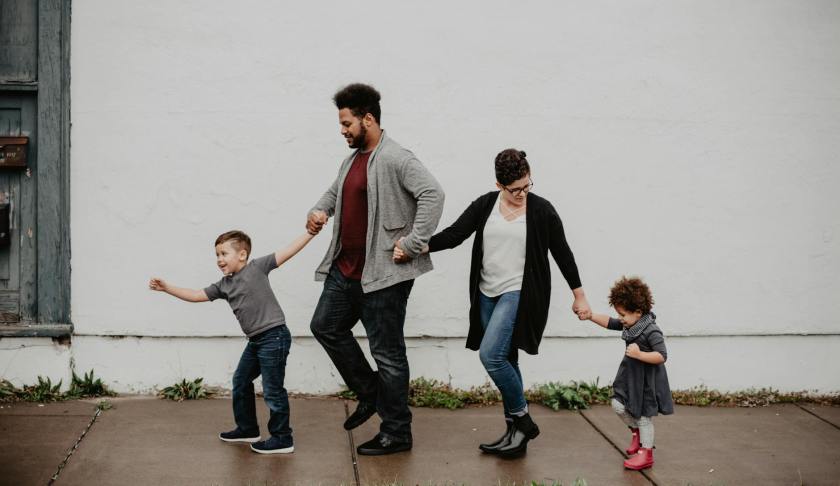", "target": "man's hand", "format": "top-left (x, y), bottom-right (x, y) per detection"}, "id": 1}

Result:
top-left (625, 343), bottom-right (641, 359)
top-left (306, 210), bottom-right (328, 235)
top-left (393, 237), bottom-right (411, 263)
top-left (149, 278), bottom-right (167, 292)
